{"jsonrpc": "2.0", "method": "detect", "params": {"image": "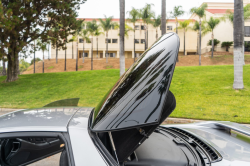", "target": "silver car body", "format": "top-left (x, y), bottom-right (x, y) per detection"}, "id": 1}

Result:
top-left (0, 108), bottom-right (250, 166)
